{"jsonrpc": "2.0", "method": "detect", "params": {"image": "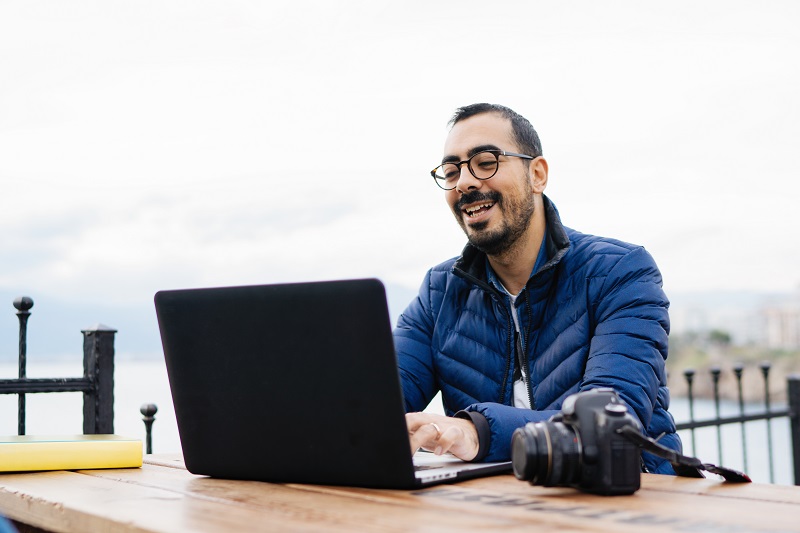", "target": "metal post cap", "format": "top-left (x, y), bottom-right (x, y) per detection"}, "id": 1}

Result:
top-left (13, 296), bottom-right (33, 311)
